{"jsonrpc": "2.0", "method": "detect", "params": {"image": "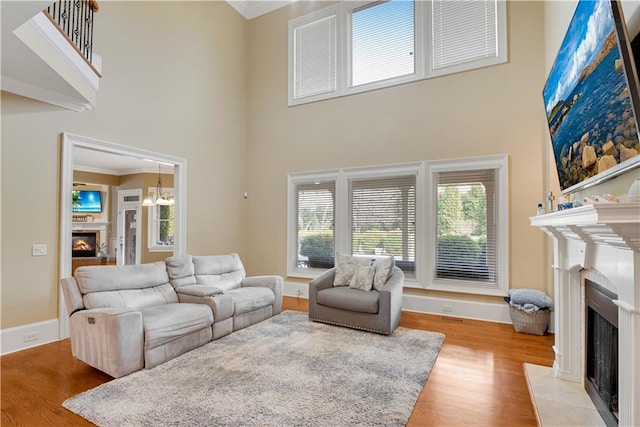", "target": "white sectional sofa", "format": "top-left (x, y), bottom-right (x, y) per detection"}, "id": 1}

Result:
top-left (165, 254), bottom-right (283, 338)
top-left (60, 253), bottom-right (283, 378)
